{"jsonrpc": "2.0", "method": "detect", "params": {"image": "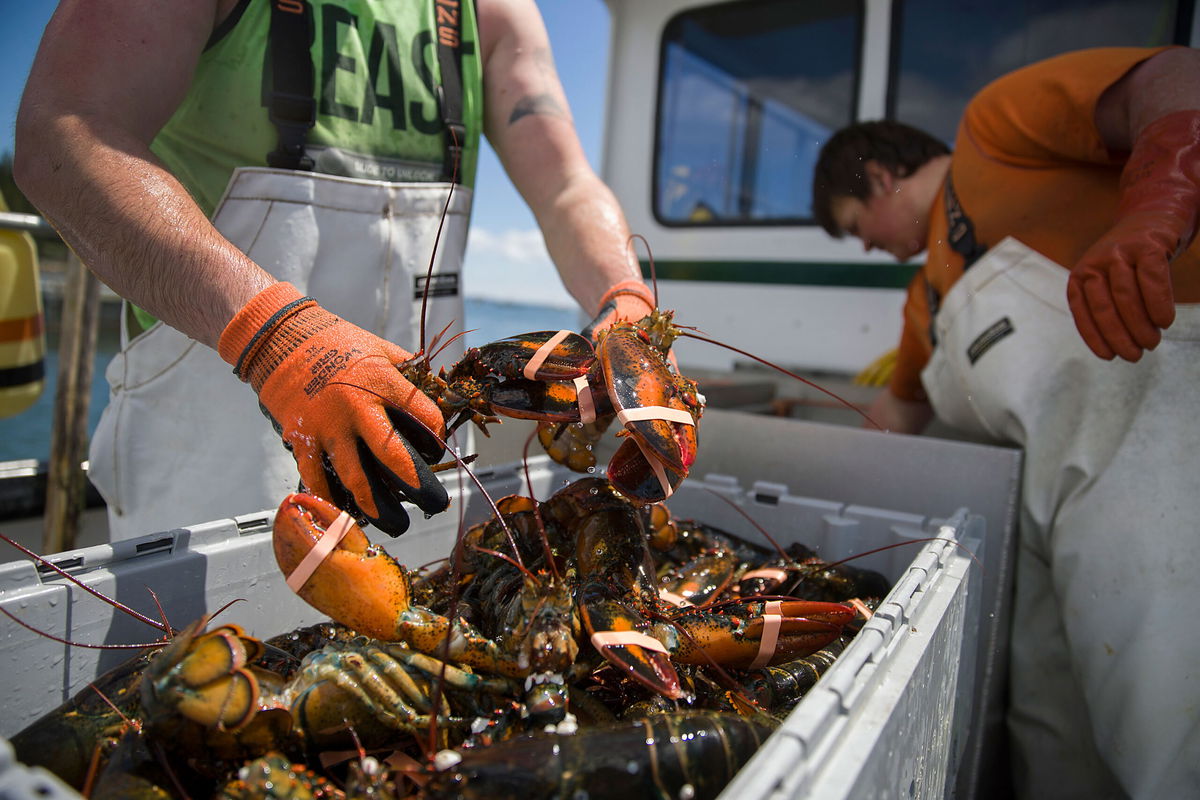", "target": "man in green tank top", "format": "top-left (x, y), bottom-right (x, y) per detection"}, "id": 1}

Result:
top-left (15, 0), bottom-right (658, 540)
